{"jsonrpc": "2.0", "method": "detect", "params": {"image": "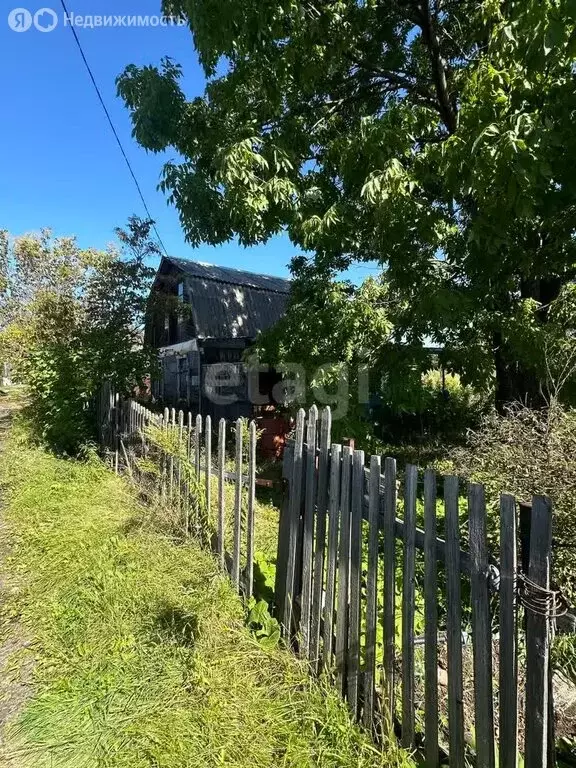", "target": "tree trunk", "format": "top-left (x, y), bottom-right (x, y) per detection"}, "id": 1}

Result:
top-left (493, 333), bottom-right (543, 411)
